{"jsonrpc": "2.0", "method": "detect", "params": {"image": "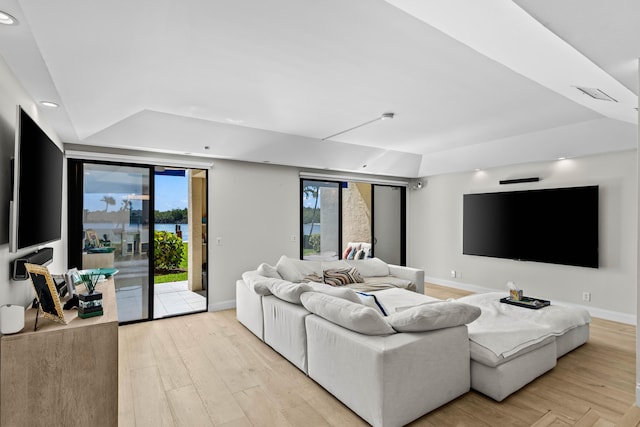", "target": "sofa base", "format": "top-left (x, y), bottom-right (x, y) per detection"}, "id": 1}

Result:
top-left (306, 315), bottom-right (470, 427)
top-left (262, 296), bottom-right (310, 373)
top-left (471, 339), bottom-right (557, 401)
